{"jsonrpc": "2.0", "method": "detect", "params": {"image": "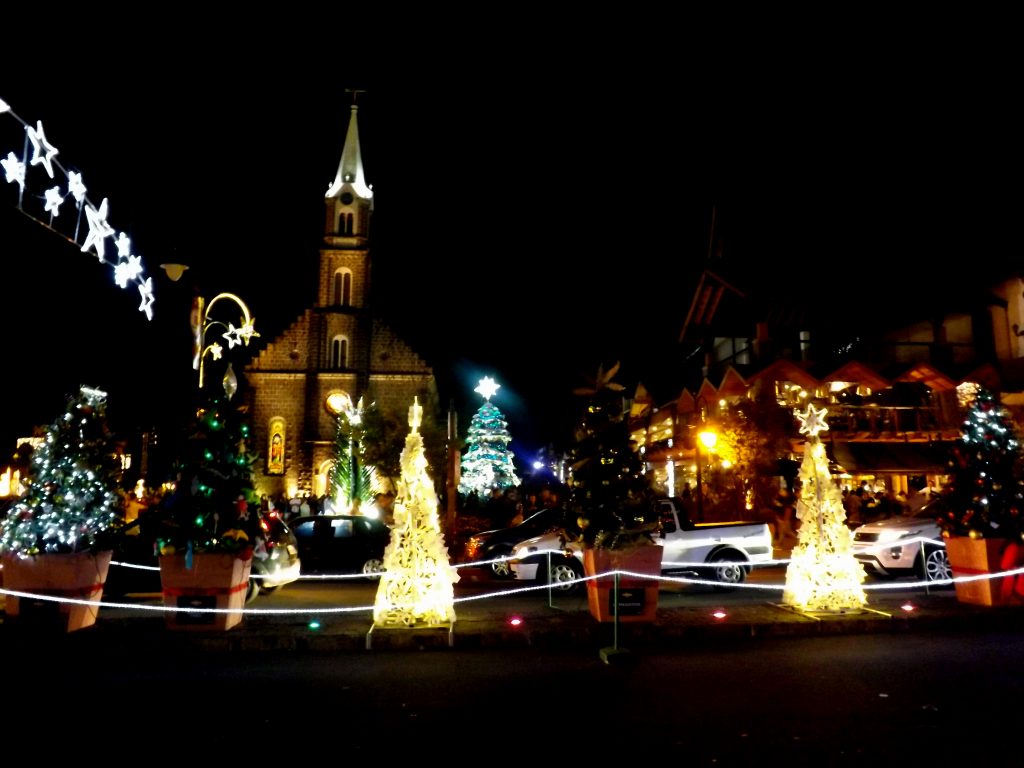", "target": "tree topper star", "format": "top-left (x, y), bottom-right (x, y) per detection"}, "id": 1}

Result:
top-left (796, 403), bottom-right (829, 437)
top-left (475, 376), bottom-right (500, 400)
